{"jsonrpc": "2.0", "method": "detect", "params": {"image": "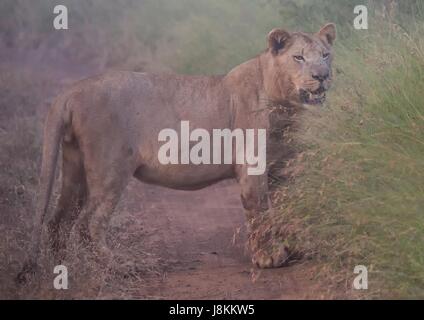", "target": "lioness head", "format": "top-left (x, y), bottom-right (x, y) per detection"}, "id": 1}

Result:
top-left (262, 23), bottom-right (336, 105)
